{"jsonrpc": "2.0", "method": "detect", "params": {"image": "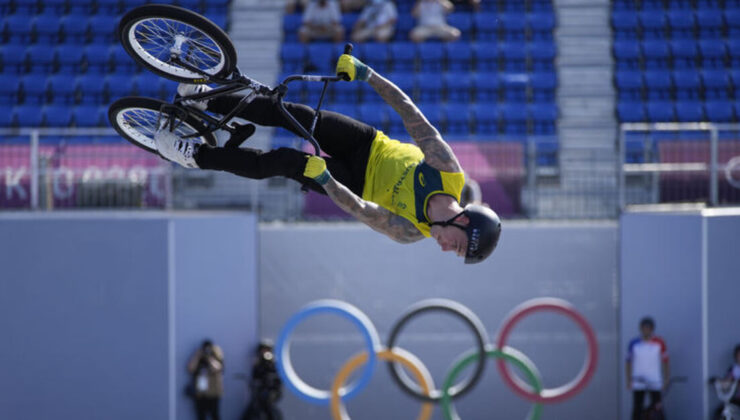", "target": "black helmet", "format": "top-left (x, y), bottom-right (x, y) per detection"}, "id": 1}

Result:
top-left (430, 204), bottom-right (502, 264)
